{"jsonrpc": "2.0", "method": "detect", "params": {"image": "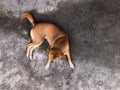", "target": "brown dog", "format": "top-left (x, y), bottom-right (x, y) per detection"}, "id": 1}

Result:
top-left (20, 13), bottom-right (74, 68)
